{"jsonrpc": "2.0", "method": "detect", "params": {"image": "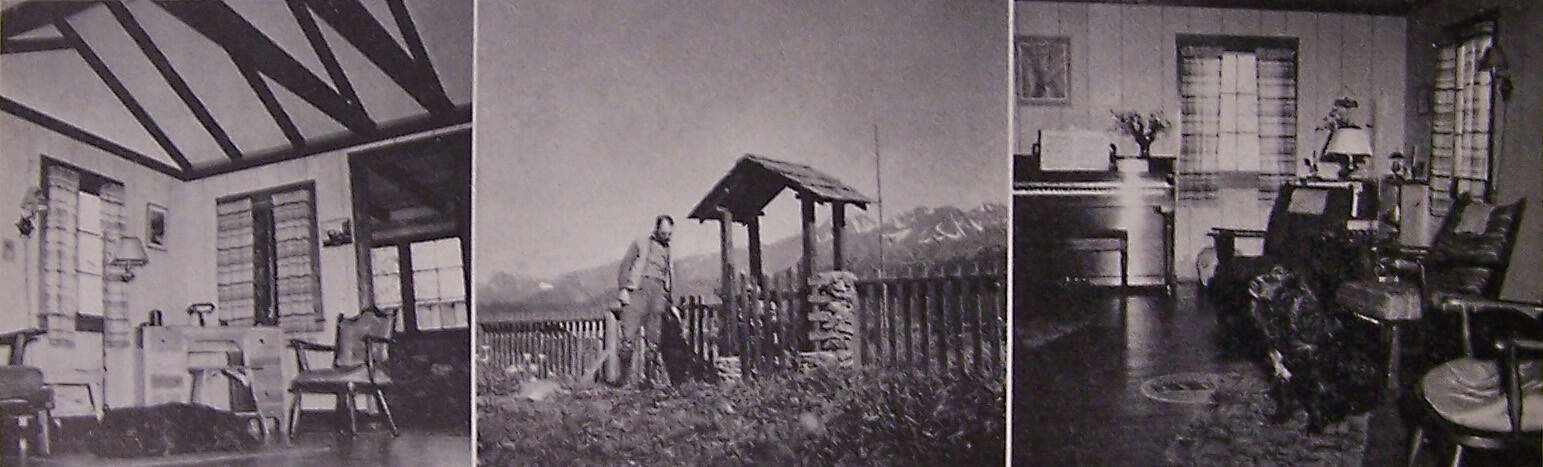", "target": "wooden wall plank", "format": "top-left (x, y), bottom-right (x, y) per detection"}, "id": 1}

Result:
top-left (1220, 8), bottom-right (1261, 36)
top-left (1285, 12), bottom-right (1319, 175)
top-left (1061, 3), bottom-right (1091, 130)
top-left (1158, 6), bottom-right (1186, 156)
top-left (1190, 7), bottom-right (1224, 35)
top-left (1372, 15), bottom-right (1407, 173)
top-left (1085, 4), bottom-right (1123, 132)
top-left (1116, 6), bottom-right (1166, 155)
